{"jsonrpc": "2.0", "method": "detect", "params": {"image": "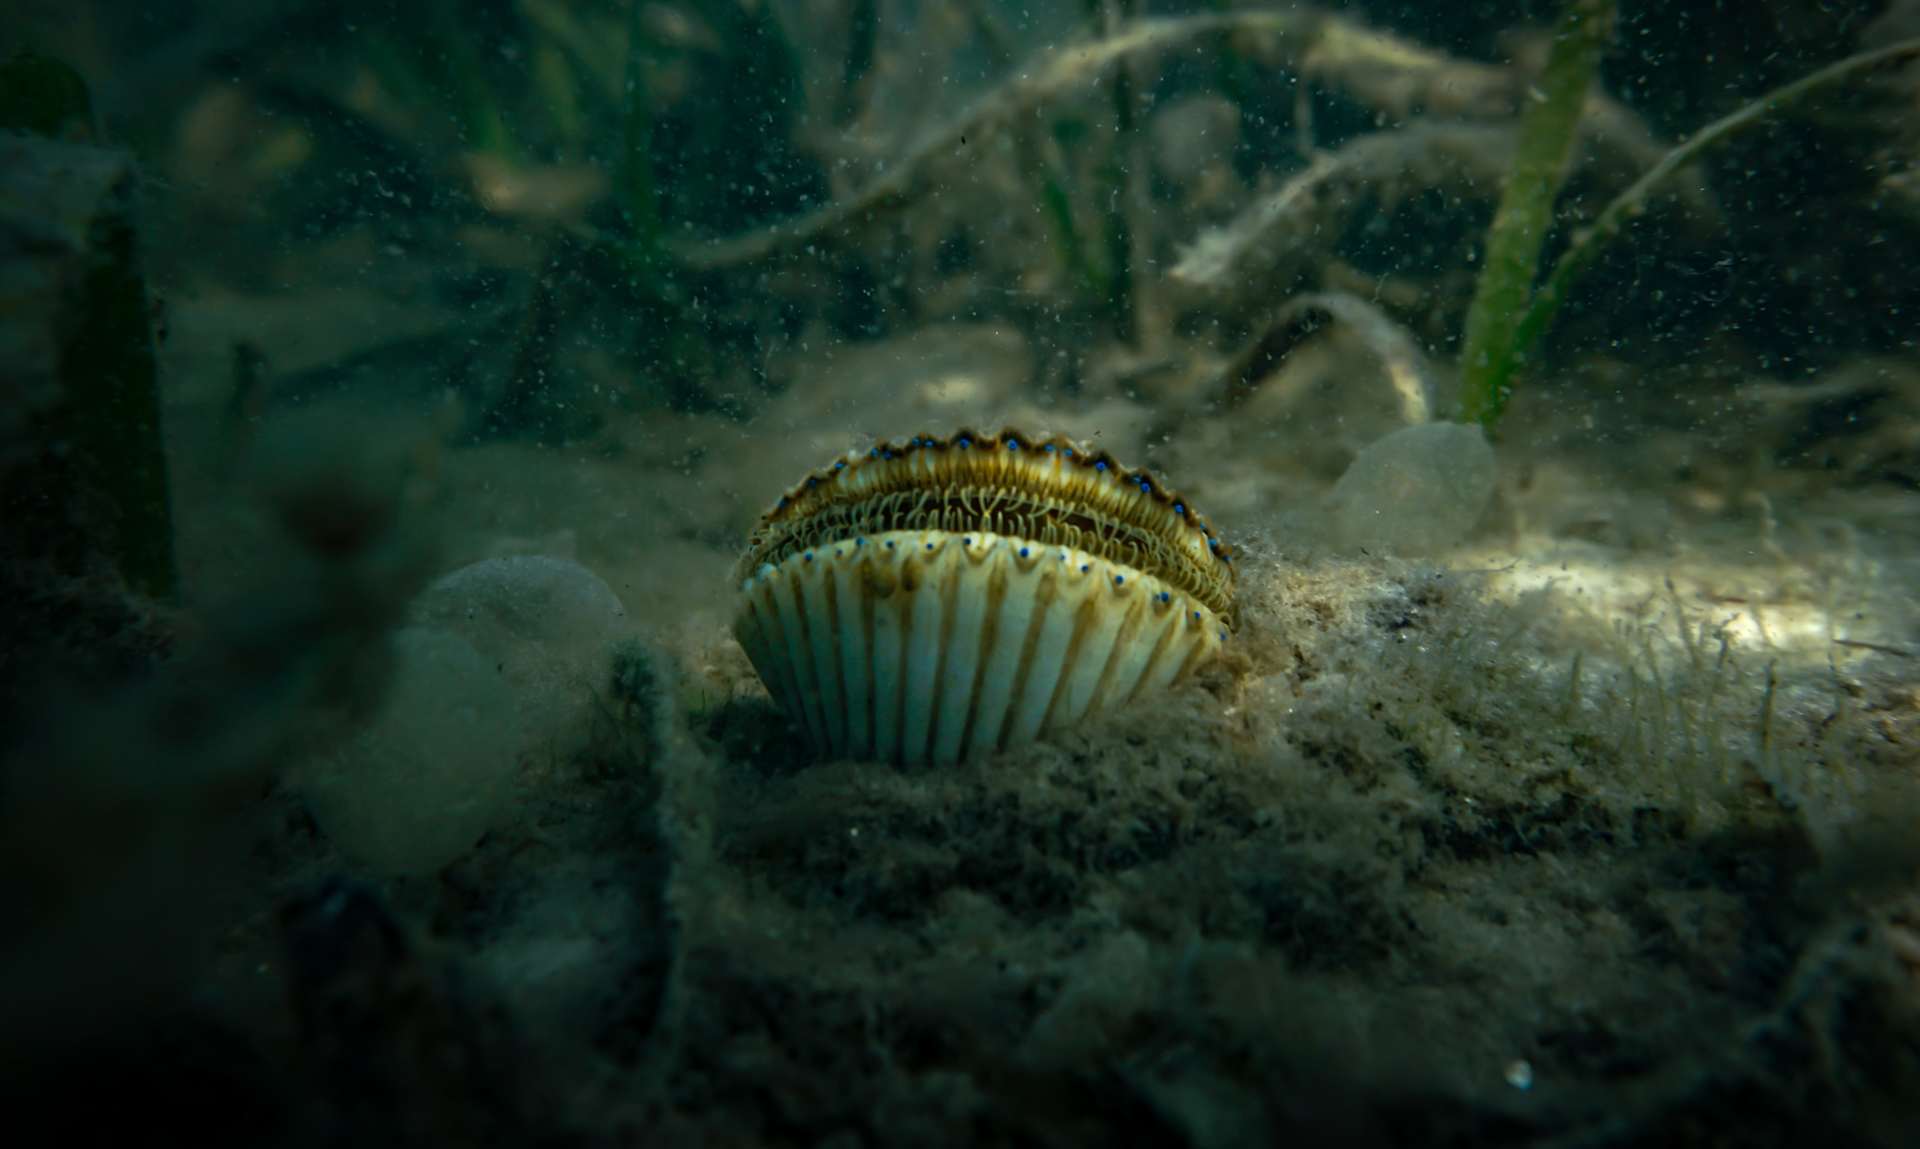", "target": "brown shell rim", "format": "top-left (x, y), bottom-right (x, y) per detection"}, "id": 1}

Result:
top-left (746, 425), bottom-right (1237, 566)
